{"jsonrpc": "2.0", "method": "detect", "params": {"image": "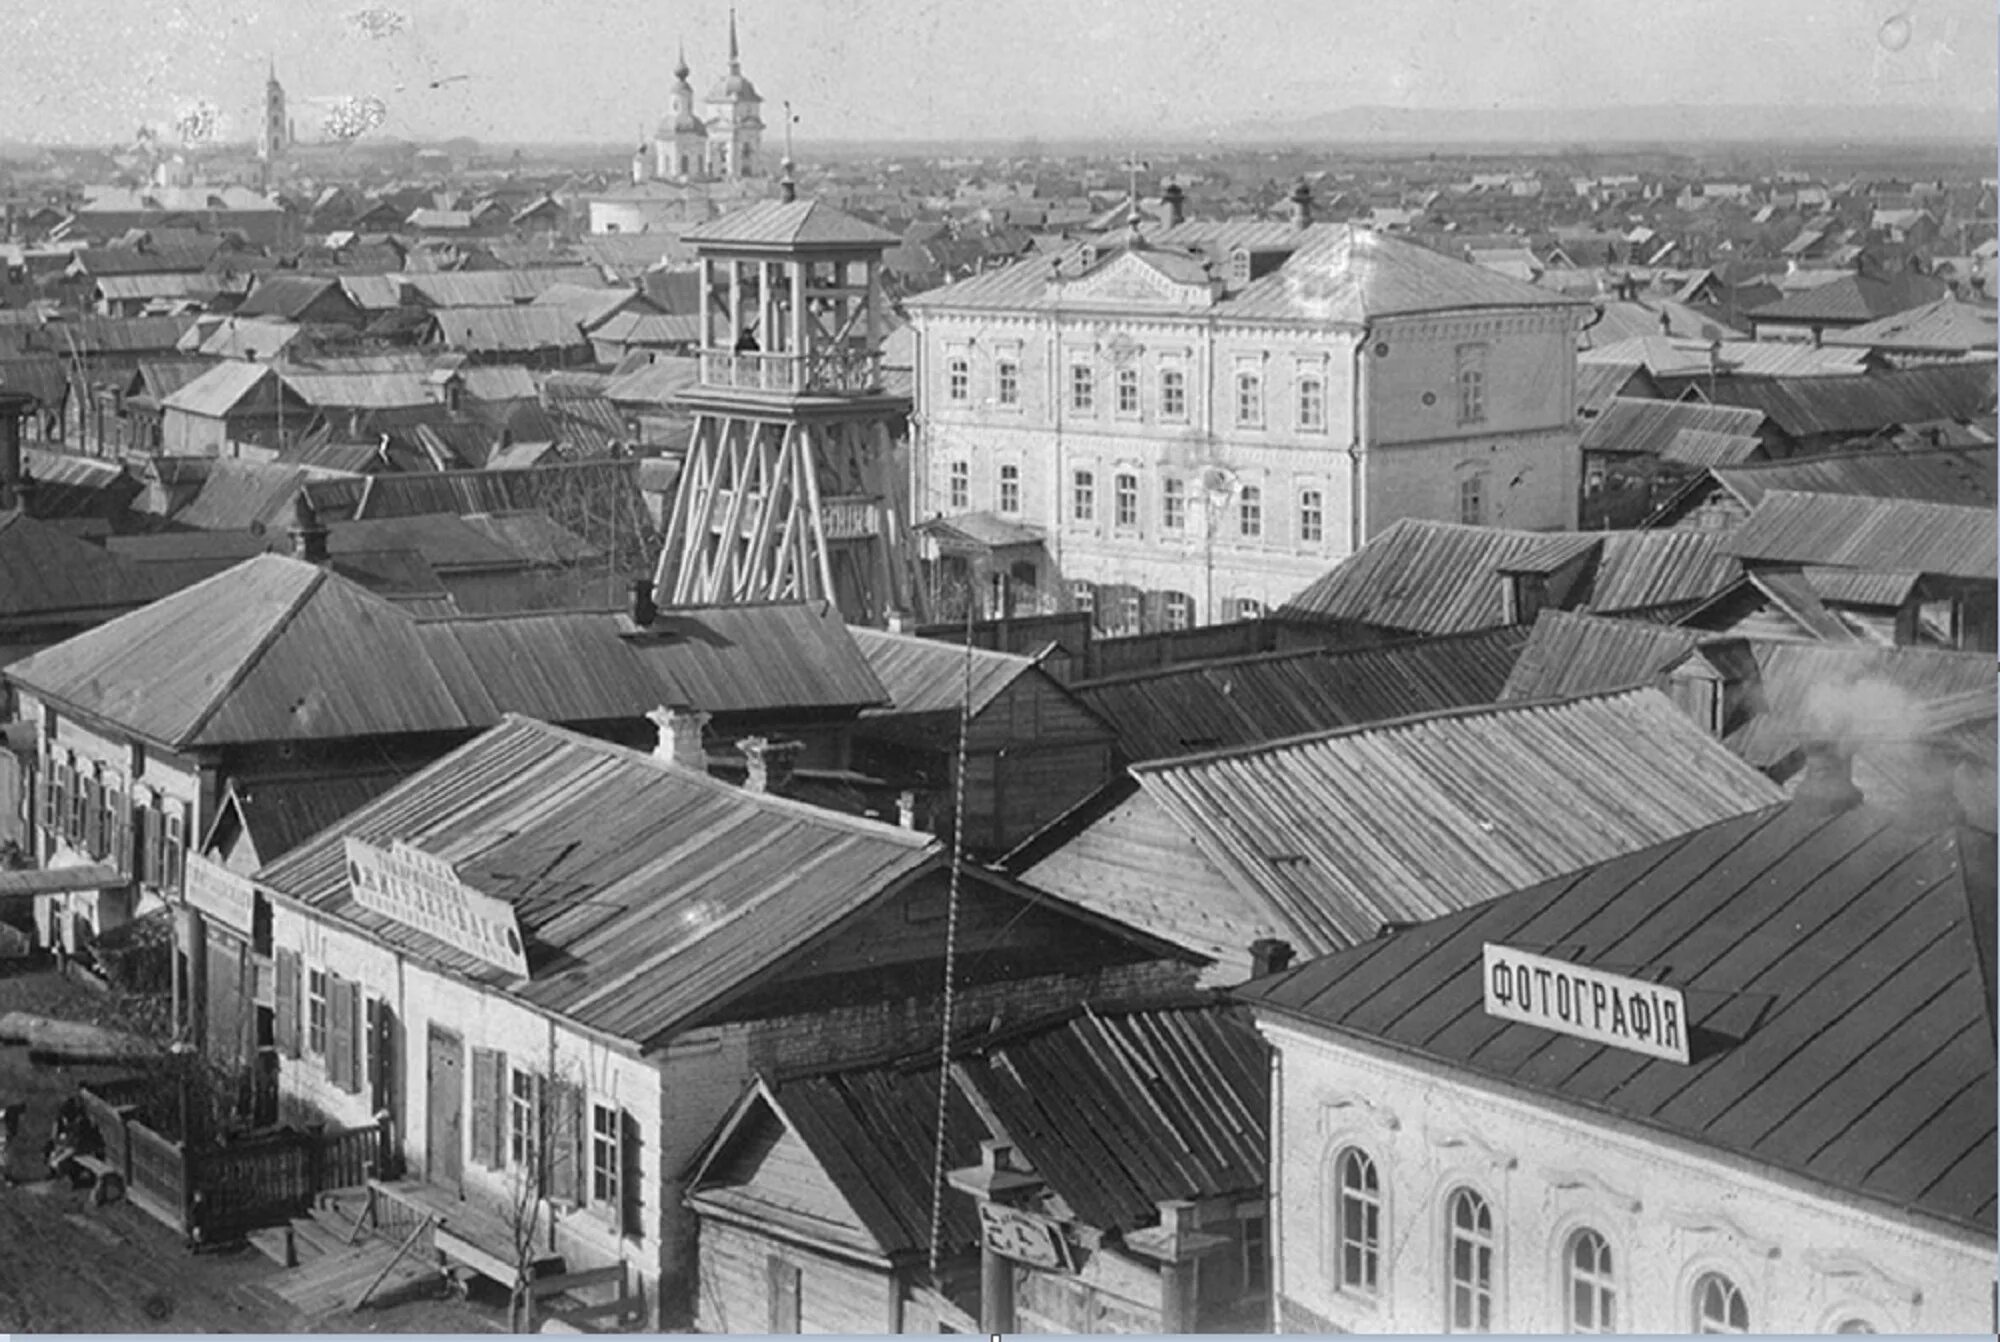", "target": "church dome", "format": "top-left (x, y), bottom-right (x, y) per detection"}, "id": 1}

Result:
top-left (707, 72), bottom-right (761, 103)
top-left (659, 111), bottom-right (708, 137)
